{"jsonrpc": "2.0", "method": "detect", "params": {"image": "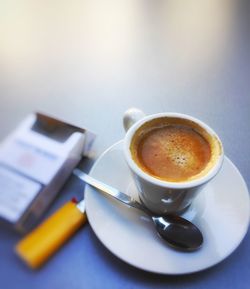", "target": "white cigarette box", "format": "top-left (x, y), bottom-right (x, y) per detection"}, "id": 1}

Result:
top-left (0, 113), bottom-right (95, 232)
